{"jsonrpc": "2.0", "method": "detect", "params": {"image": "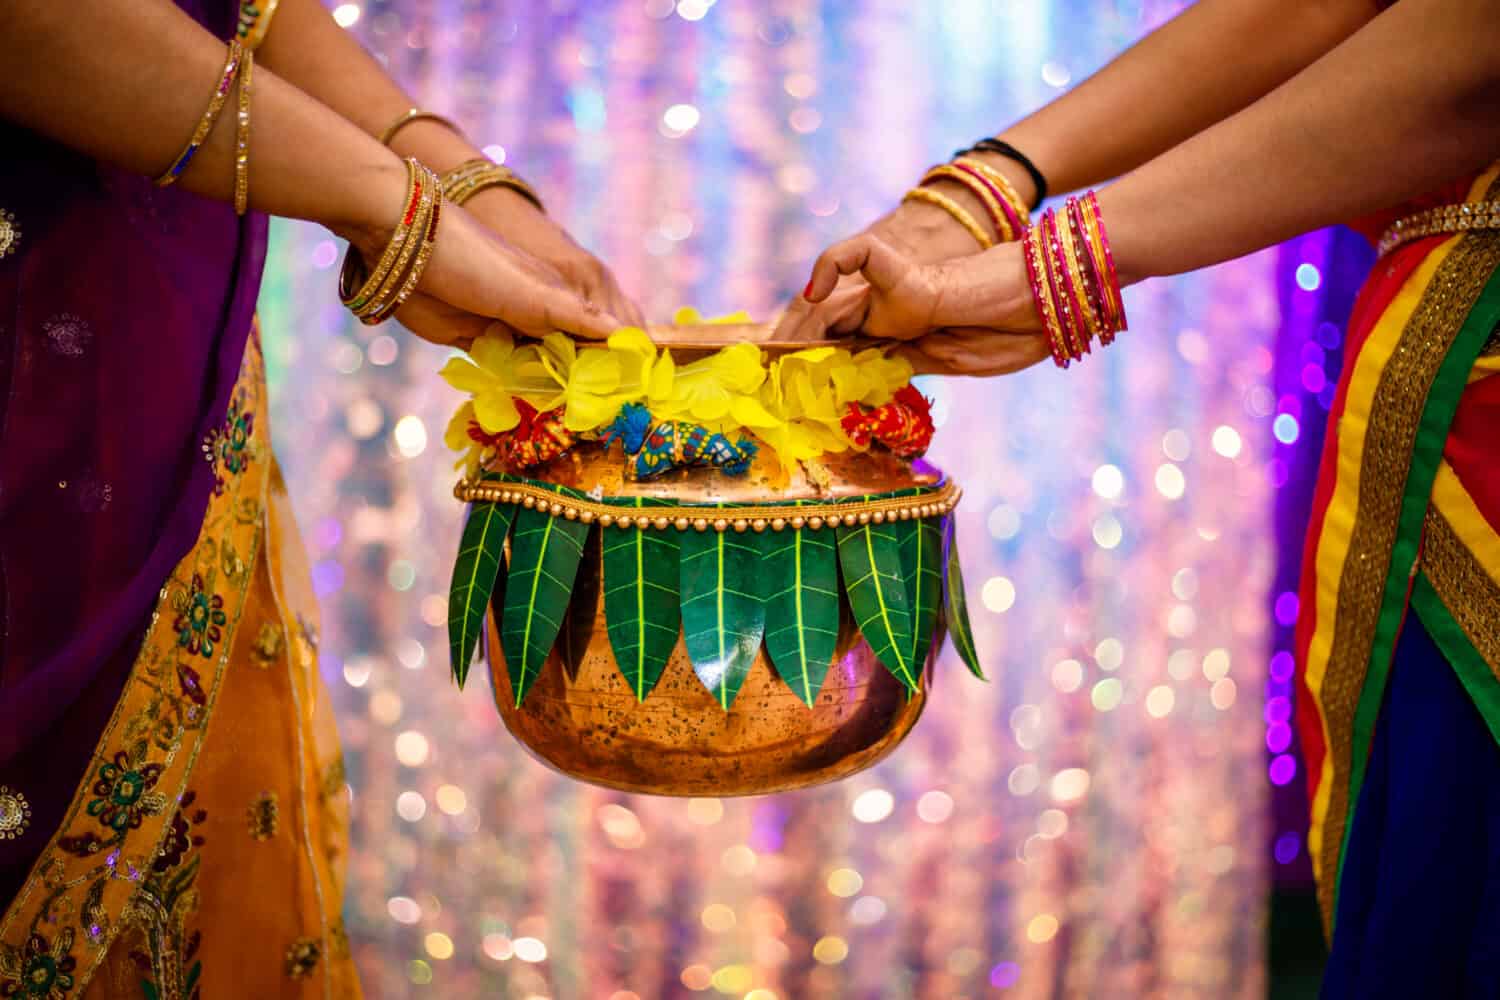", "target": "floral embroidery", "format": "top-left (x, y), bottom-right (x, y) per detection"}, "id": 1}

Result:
top-left (284, 938), bottom-right (321, 979)
top-left (251, 623), bottom-right (282, 666)
top-left (0, 929), bottom-right (76, 1000)
top-left (127, 792), bottom-right (208, 1000)
top-left (202, 395), bottom-right (256, 495)
top-left (0, 787), bottom-right (30, 841)
top-left (247, 792), bottom-right (279, 841)
top-left (83, 752), bottom-right (166, 836)
top-left (328, 921), bottom-right (351, 960)
top-left (0, 208), bottom-right (19, 261)
top-left (320, 757), bottom-right (347, 801)
top-left (173, 575), bottom-right (226, 659)
top-left (40, 314), bottom-right (92, 358)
